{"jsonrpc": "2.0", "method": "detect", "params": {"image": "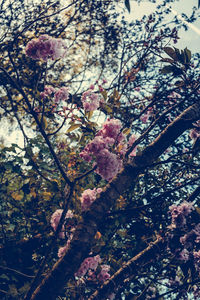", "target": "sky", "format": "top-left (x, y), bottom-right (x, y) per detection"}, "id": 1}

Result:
top-left (1, 0), bottom-right (199, 147)
top-left (126, 0), bottom-right (200, 52)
